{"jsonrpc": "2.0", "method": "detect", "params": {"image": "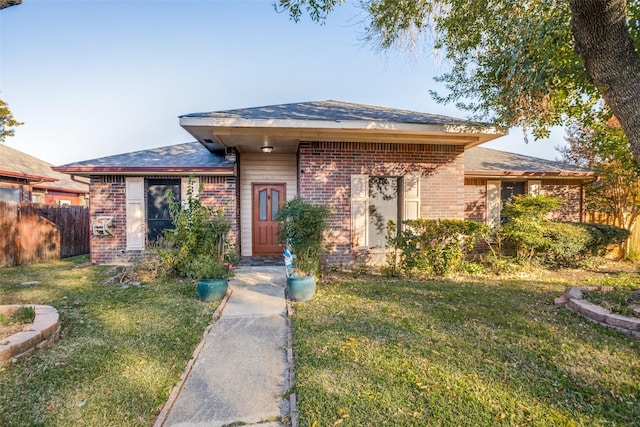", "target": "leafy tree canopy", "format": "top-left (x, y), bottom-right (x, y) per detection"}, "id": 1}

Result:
top-left (561, 109), bottom-right (640, 249)
top-left (276, 0), bottom-right (640, 163)
top-left (0, 98), bottom-right (22, 143)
